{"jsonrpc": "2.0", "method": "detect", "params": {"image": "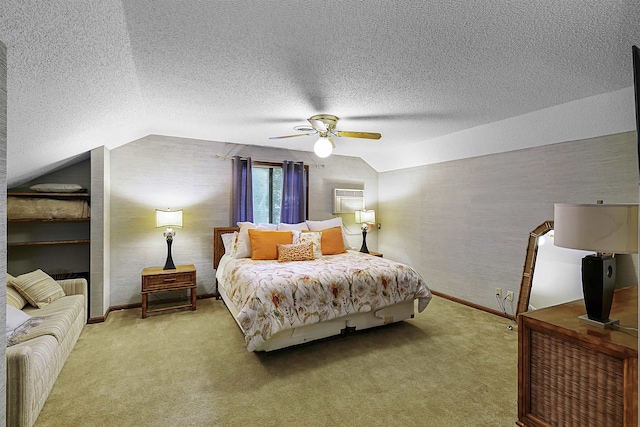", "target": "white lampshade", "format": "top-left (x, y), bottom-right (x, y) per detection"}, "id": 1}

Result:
top-left (355, 209), bottom-right (376, 224)
top-left (554, 203), bottom-right (638, 254)
top-left (314, 137), bottom-right (333, 158)
top-left (156, 209), bottom-right (183, 228)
